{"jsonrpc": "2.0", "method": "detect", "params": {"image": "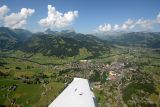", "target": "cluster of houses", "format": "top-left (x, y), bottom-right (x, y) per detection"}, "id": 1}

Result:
top-left (70, 59), bottom-right (125, 81)
top-left (50, 59), bottom-right (126, 87)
